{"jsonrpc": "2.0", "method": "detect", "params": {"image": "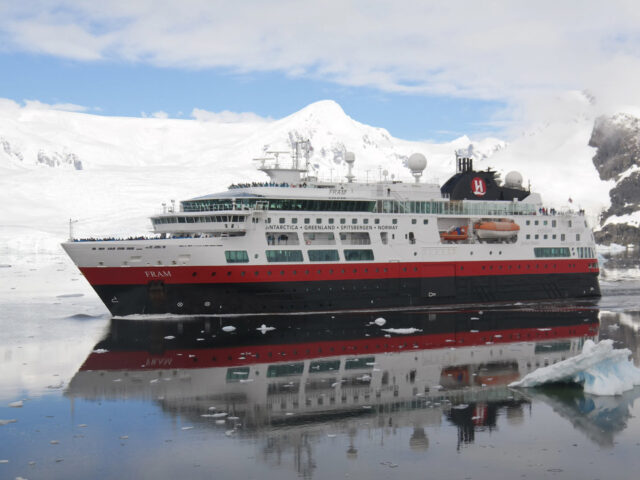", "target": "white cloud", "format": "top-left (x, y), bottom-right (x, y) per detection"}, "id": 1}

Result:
top-left (22, 99), bottom-right (90, 112)
top-left (191, 108), bottom-right (272, 124)
top-left (2, 2), bottom-right (640, 122)
top-left (151, 110), bottom-right (169, 119)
